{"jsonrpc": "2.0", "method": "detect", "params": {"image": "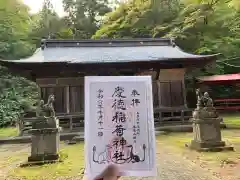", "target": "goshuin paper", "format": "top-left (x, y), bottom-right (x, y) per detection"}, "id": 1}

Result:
top-left (84, 76), bottom-right (156, 179)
